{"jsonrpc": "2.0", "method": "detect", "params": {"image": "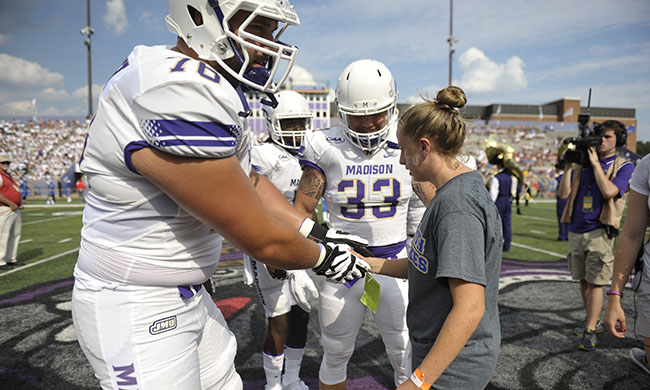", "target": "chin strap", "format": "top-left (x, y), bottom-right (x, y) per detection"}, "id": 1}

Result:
top-left (260, 92), bottom-right (278, 108)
